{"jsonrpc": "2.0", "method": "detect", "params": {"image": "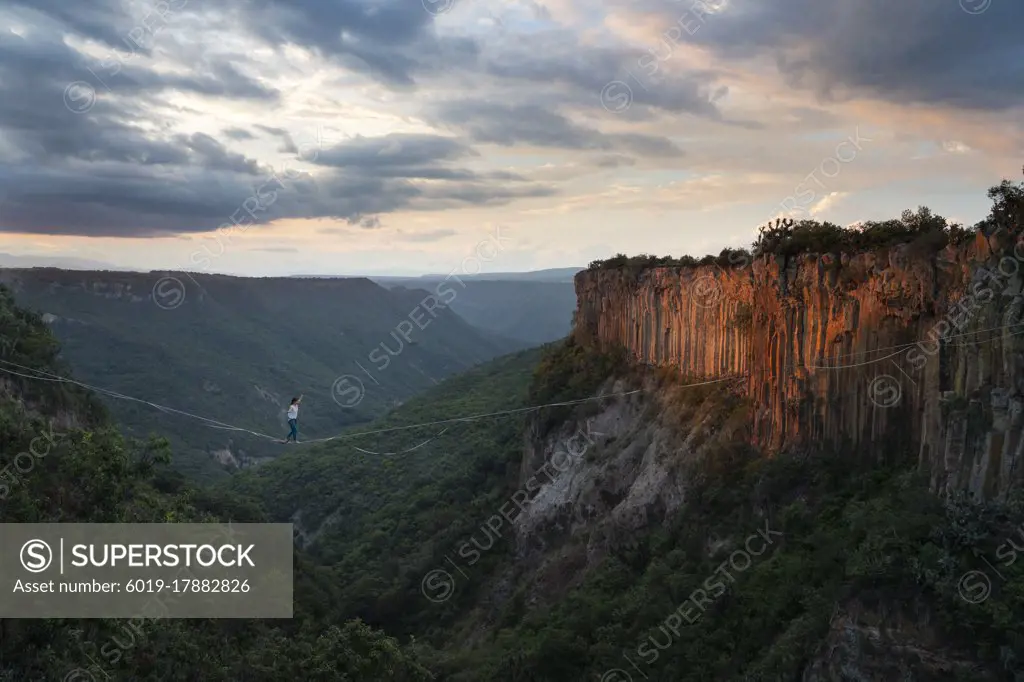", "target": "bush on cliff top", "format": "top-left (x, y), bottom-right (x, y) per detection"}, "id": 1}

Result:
top-left (587, 204), bottom-right (984, 273)
top-left (587, 248), bottom-right (752, 273)
top-left (753, 208), bottom-right (976, 260)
